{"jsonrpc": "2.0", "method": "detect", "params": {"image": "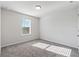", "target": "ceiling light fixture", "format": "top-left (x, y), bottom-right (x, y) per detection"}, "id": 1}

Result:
top-left (35, 5), bottom-right (41, 10)
top-left (69, 1), bottom-right (73, 3)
